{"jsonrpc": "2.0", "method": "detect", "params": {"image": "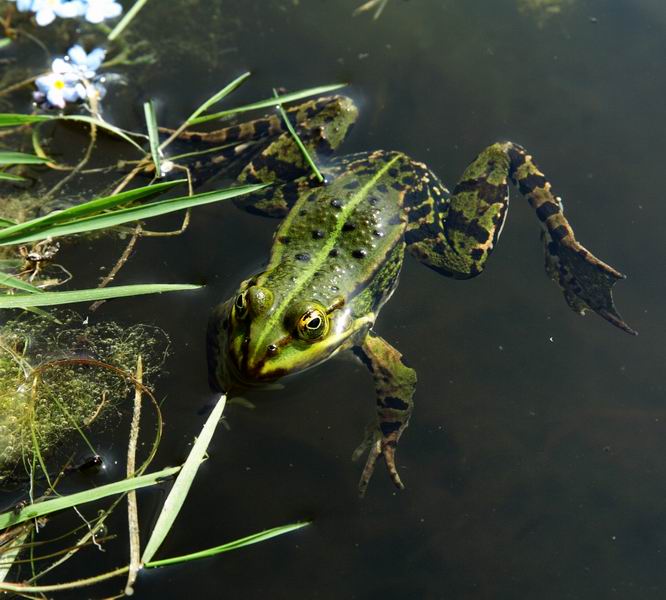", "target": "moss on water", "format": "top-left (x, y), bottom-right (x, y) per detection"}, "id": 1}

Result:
top-left (0, 312), bottom-right (169, 483)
